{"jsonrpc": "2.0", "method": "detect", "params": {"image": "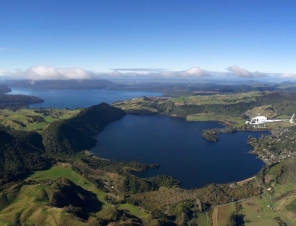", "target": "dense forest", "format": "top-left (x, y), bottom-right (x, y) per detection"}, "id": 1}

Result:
top-left (0, 94), bottom-right (43, 110)
top-left (0, 85), bottom-right (11, 94)
top-left (43, 103), bottom-right (126, 155)
top-left (0, 130), bottom-right (48, 185)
